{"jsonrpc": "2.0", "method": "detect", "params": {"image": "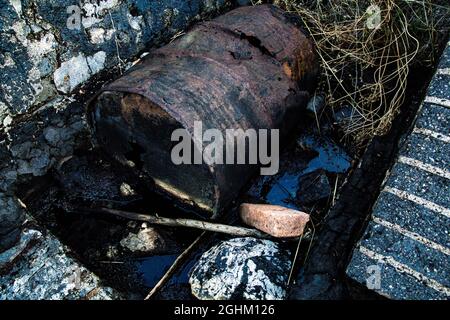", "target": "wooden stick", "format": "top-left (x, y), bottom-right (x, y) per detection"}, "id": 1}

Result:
top-left (144, 208), bottom-right (225, 300)
top-left (145, 231), bottom-right (206, 300)
top-left (84, 207), bottom-right (272, 239)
